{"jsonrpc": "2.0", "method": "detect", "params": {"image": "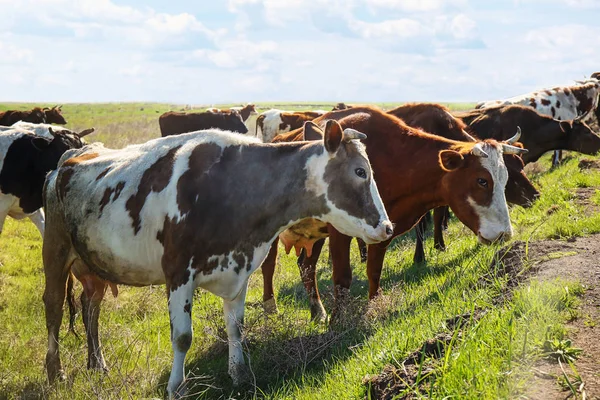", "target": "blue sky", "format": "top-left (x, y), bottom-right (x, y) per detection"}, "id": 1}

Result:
top-left (1, 0), bottom-right (599, 104)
